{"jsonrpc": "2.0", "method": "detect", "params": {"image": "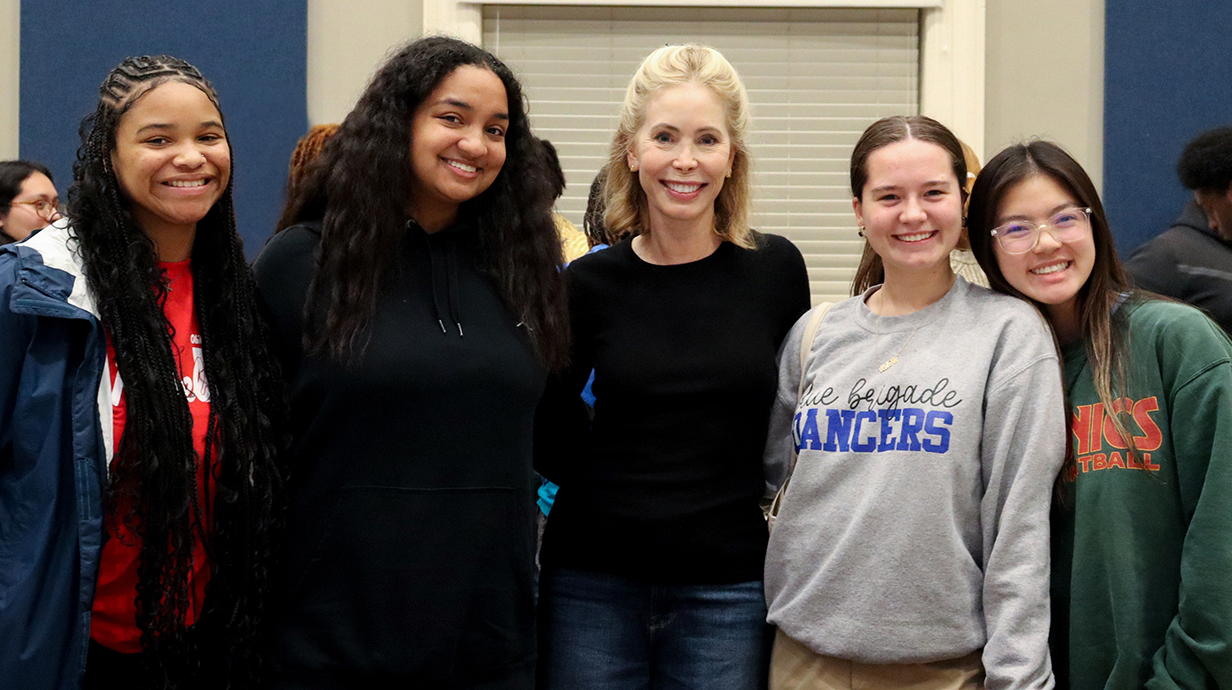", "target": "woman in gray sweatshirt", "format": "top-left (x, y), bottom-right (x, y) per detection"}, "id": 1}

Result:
top-left (762, 116), bottom-right (1066, 690)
